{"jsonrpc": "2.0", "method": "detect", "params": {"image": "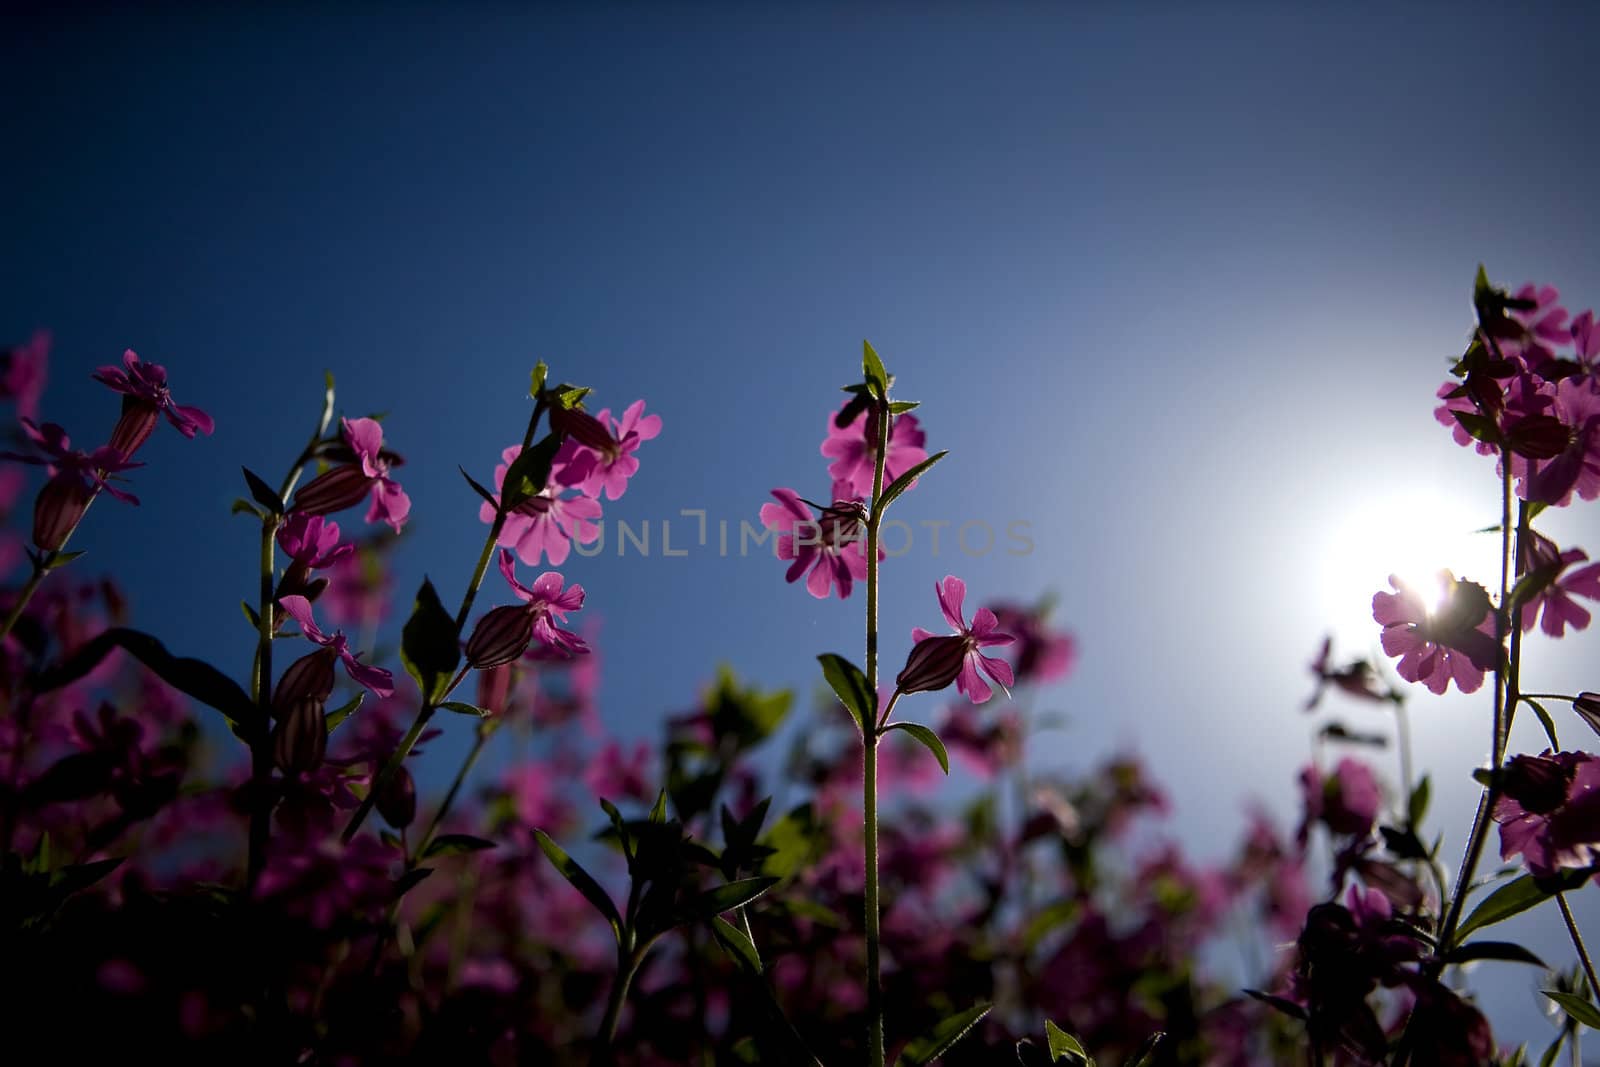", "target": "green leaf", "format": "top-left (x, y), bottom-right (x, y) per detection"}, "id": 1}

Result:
top-left (1244, 988), bottom-right (1307, 1021)
top-left (33, 628), bottom-right (260, 734)
top-left (599, 797), bottom-right (634, 861)
top-left (51, 856), bottom-right (125, 898)
top-left (533, 829), bottom-right (621, 942)
top-left (325, 690), bottom-right (364, 733)
top-left (44, 550), bottom-right (85, 570)
top-left (650, 789), bottom-right (669, 824)
top-left (889, 400), bottom-right (920, 414)
top-left (500, 433), bottom-right (562, 511)
top-left (1539, 1030), bottom-right (1567, 1067)
top-left (458, 465), bottom-right (498, 507)
top-left (1457, 874), bottom-right (1557, 941)
top-left (883, 721), bottom-right (949, 775)
top-left (230, 498), bottom-right (265, 519)
top-left (1445, 940), bottom-right (1547, 967)
top-left (400, 578), bottom-right (460, 705)
top-left (393, 867), bottom-right (434, 899)
top-left (684, 876), bottom-right (779, 922)
top-left (1526, 698), bottom-right (1561, 750)
top-left (896, 1002), bottom-right (992, 1066)
top-left (710, 914), bottom-right (762, 974)
top-left (1045, 1020), bottom-right (1092, 1064)
top-left (423, 834), bottom-right (497, 859)
top-left (862, 339), bottom-right (889, 397)
top-left (1408, 775), bottom-right (1431, 828)
top-left (241, 600), bottom-right (261, 629)
top-left (316, 370), bottom-right (337, 438)
top-left (241, 466), bottom-right (285, 514)
top-left (439, 700), bottom-right (489, 717)
top-left (1126, 1032), bottom-right (1164, 1067)
top-left (530, 361), bottom-right (548, 398)
top-left (875, 450), bottom-right (948, 512)
top-left (817, 654), bottom-right (874, 735)
top-left (1543, 990), bottom-right (1600, 1030)
top-left (1453, 410), bottom-right (1502, 446)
